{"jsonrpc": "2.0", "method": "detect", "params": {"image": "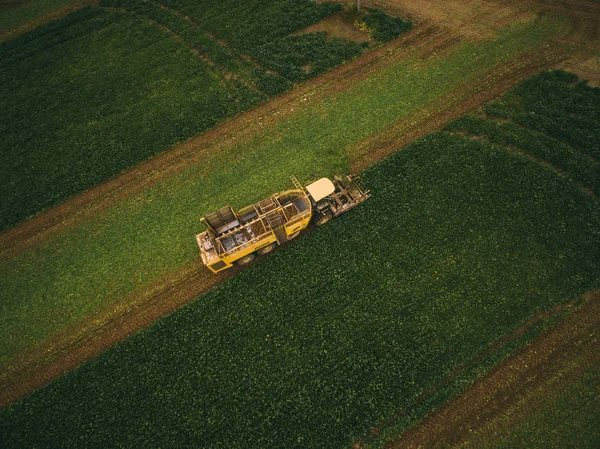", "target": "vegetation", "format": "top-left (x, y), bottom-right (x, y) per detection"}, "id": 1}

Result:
top-left (156, 0), bottom-right (343, 54)
top-left (1, 131), bottom-right (598, 448)
top-left (0, 17), bottom-right (566, 369)
top-left (465, 342), bottom-right (600, 449)
top-left (0, 6), bottom-right (262, 230)
top-left (360, 7), bottom-right (413, 42)
top-left (445, 70), bottom-right (600, 194)
top-left (483, 70), bottom-right (600, 159)
top-left (0, 0), bottom-right (77, 38)
top-left (253, 31), bottom-right (364, 82)
top-left (1, 0), bottom-right (374, 230)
